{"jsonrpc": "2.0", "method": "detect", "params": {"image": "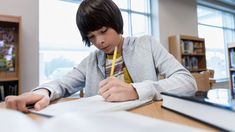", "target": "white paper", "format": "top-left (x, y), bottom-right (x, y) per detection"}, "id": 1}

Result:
top-left (31, 95), bottom-right (152, 116)
top-left (0, 109), bottom-right (202, 132)
top-left (0, 109), bottom-right (40, 132)
top-left (41, 111), bottom-right (202, 132)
